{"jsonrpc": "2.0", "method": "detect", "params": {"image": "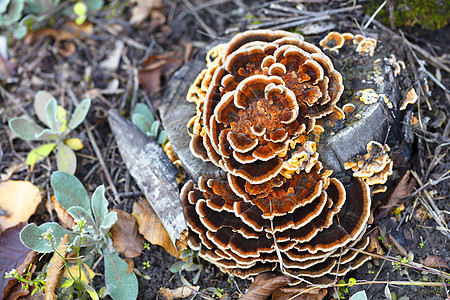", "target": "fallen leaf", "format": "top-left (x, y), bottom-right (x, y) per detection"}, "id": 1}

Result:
top-left (110, 209), bottom-right (143, 258)
top-left (63, 263), bottom-right (99, 284)
top-left (130, 0), bottom-right (164, 26)
top-left (99, 40), bottom-right (124, 71)
top-left (0, 162), bottom-right (27, 181)
top-left (272, 285), bottom-right (328, 300)
top-left (137, 50), bottom-right (184, 95)
top-left (158, 285), bottom-right (200, 300)
top-left (58, 41), bottom-right (76, 57)
top-left (45, 234), bottom-right (70, 299)
top-left (423, 255), bottom-right (449, 269)
top-left (0, 222), bottom-right (37, 299)
top-left (377, 170), bottom-right (417, 218)
top-left (25, 21), bottom-right (94, 44)
top-left (240, 272), bottom-right (292, 300)
top-left (2, 250), bottom-right (39, 300)
top-left (132, 198), bottom-right (181, 258)
top-left (0, 181), bottom-right (42, 231)
top-left (47, 195), bottom-right (75, 230)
